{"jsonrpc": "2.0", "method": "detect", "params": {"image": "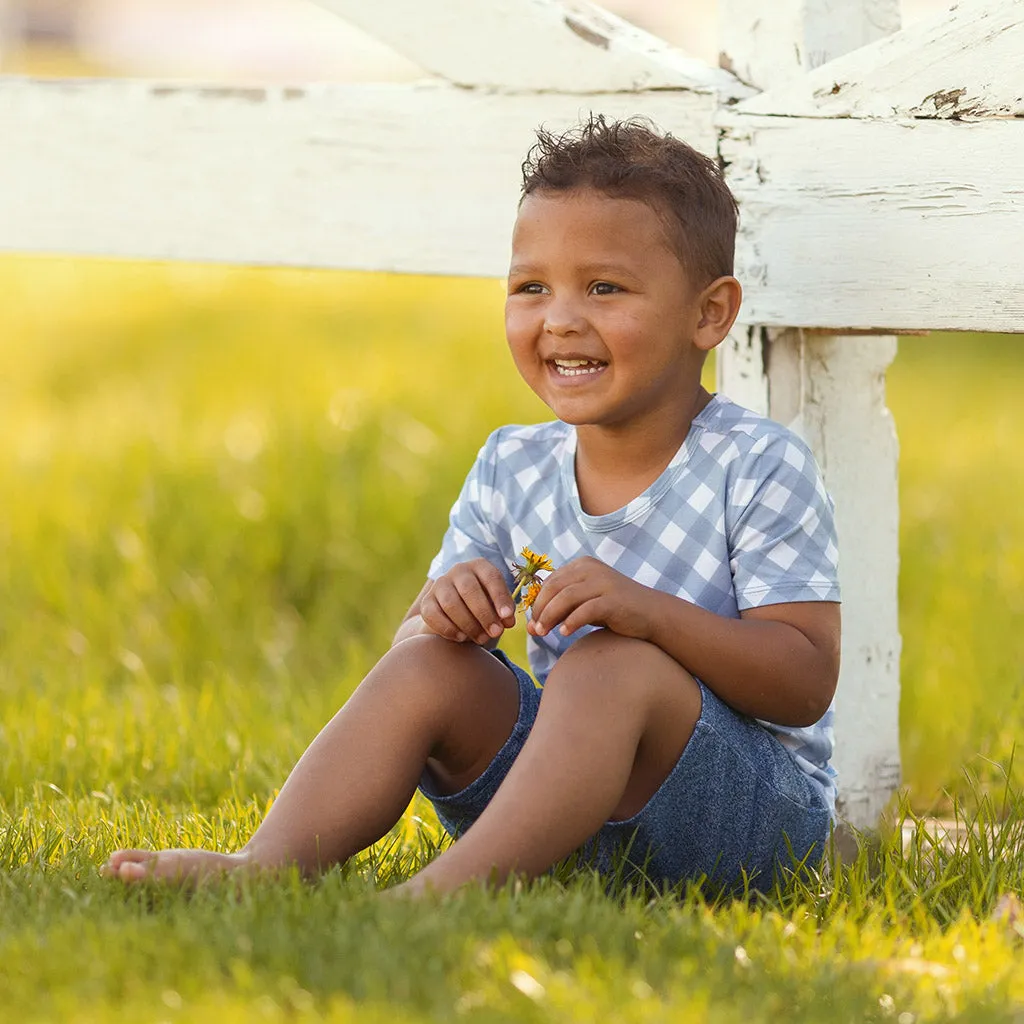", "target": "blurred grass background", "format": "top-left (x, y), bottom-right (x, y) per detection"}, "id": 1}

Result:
top-left (0, 259), bottom-right (539, 810)
top-left (1, 255), bottom-right (1021, 813)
